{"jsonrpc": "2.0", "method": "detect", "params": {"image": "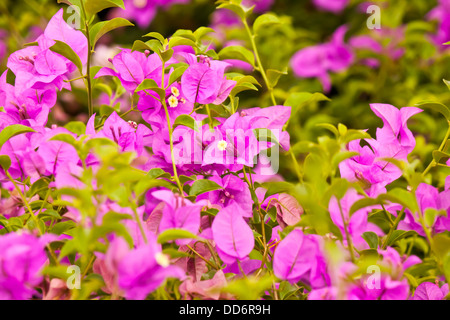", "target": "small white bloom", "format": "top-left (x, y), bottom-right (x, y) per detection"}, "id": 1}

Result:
top-left (171, 86), bottom-right (180, 97)
top-left (217, 140), bottom-right (228, 151)
top-left (155, 252), bottom-right (170, 267)
top-left (168, 95), bottom-right (179, 108)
